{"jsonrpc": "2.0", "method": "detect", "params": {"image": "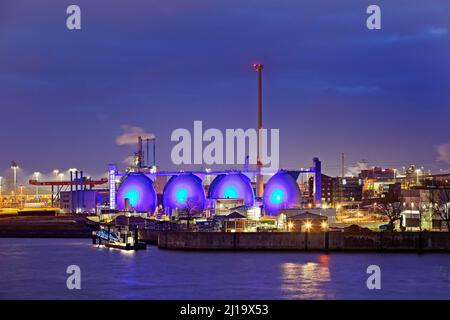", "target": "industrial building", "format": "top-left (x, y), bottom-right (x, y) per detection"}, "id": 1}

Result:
top-left (110, 165), bottom-right (322, 217)
top-left (96, 132), bottom-right (326, 220)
